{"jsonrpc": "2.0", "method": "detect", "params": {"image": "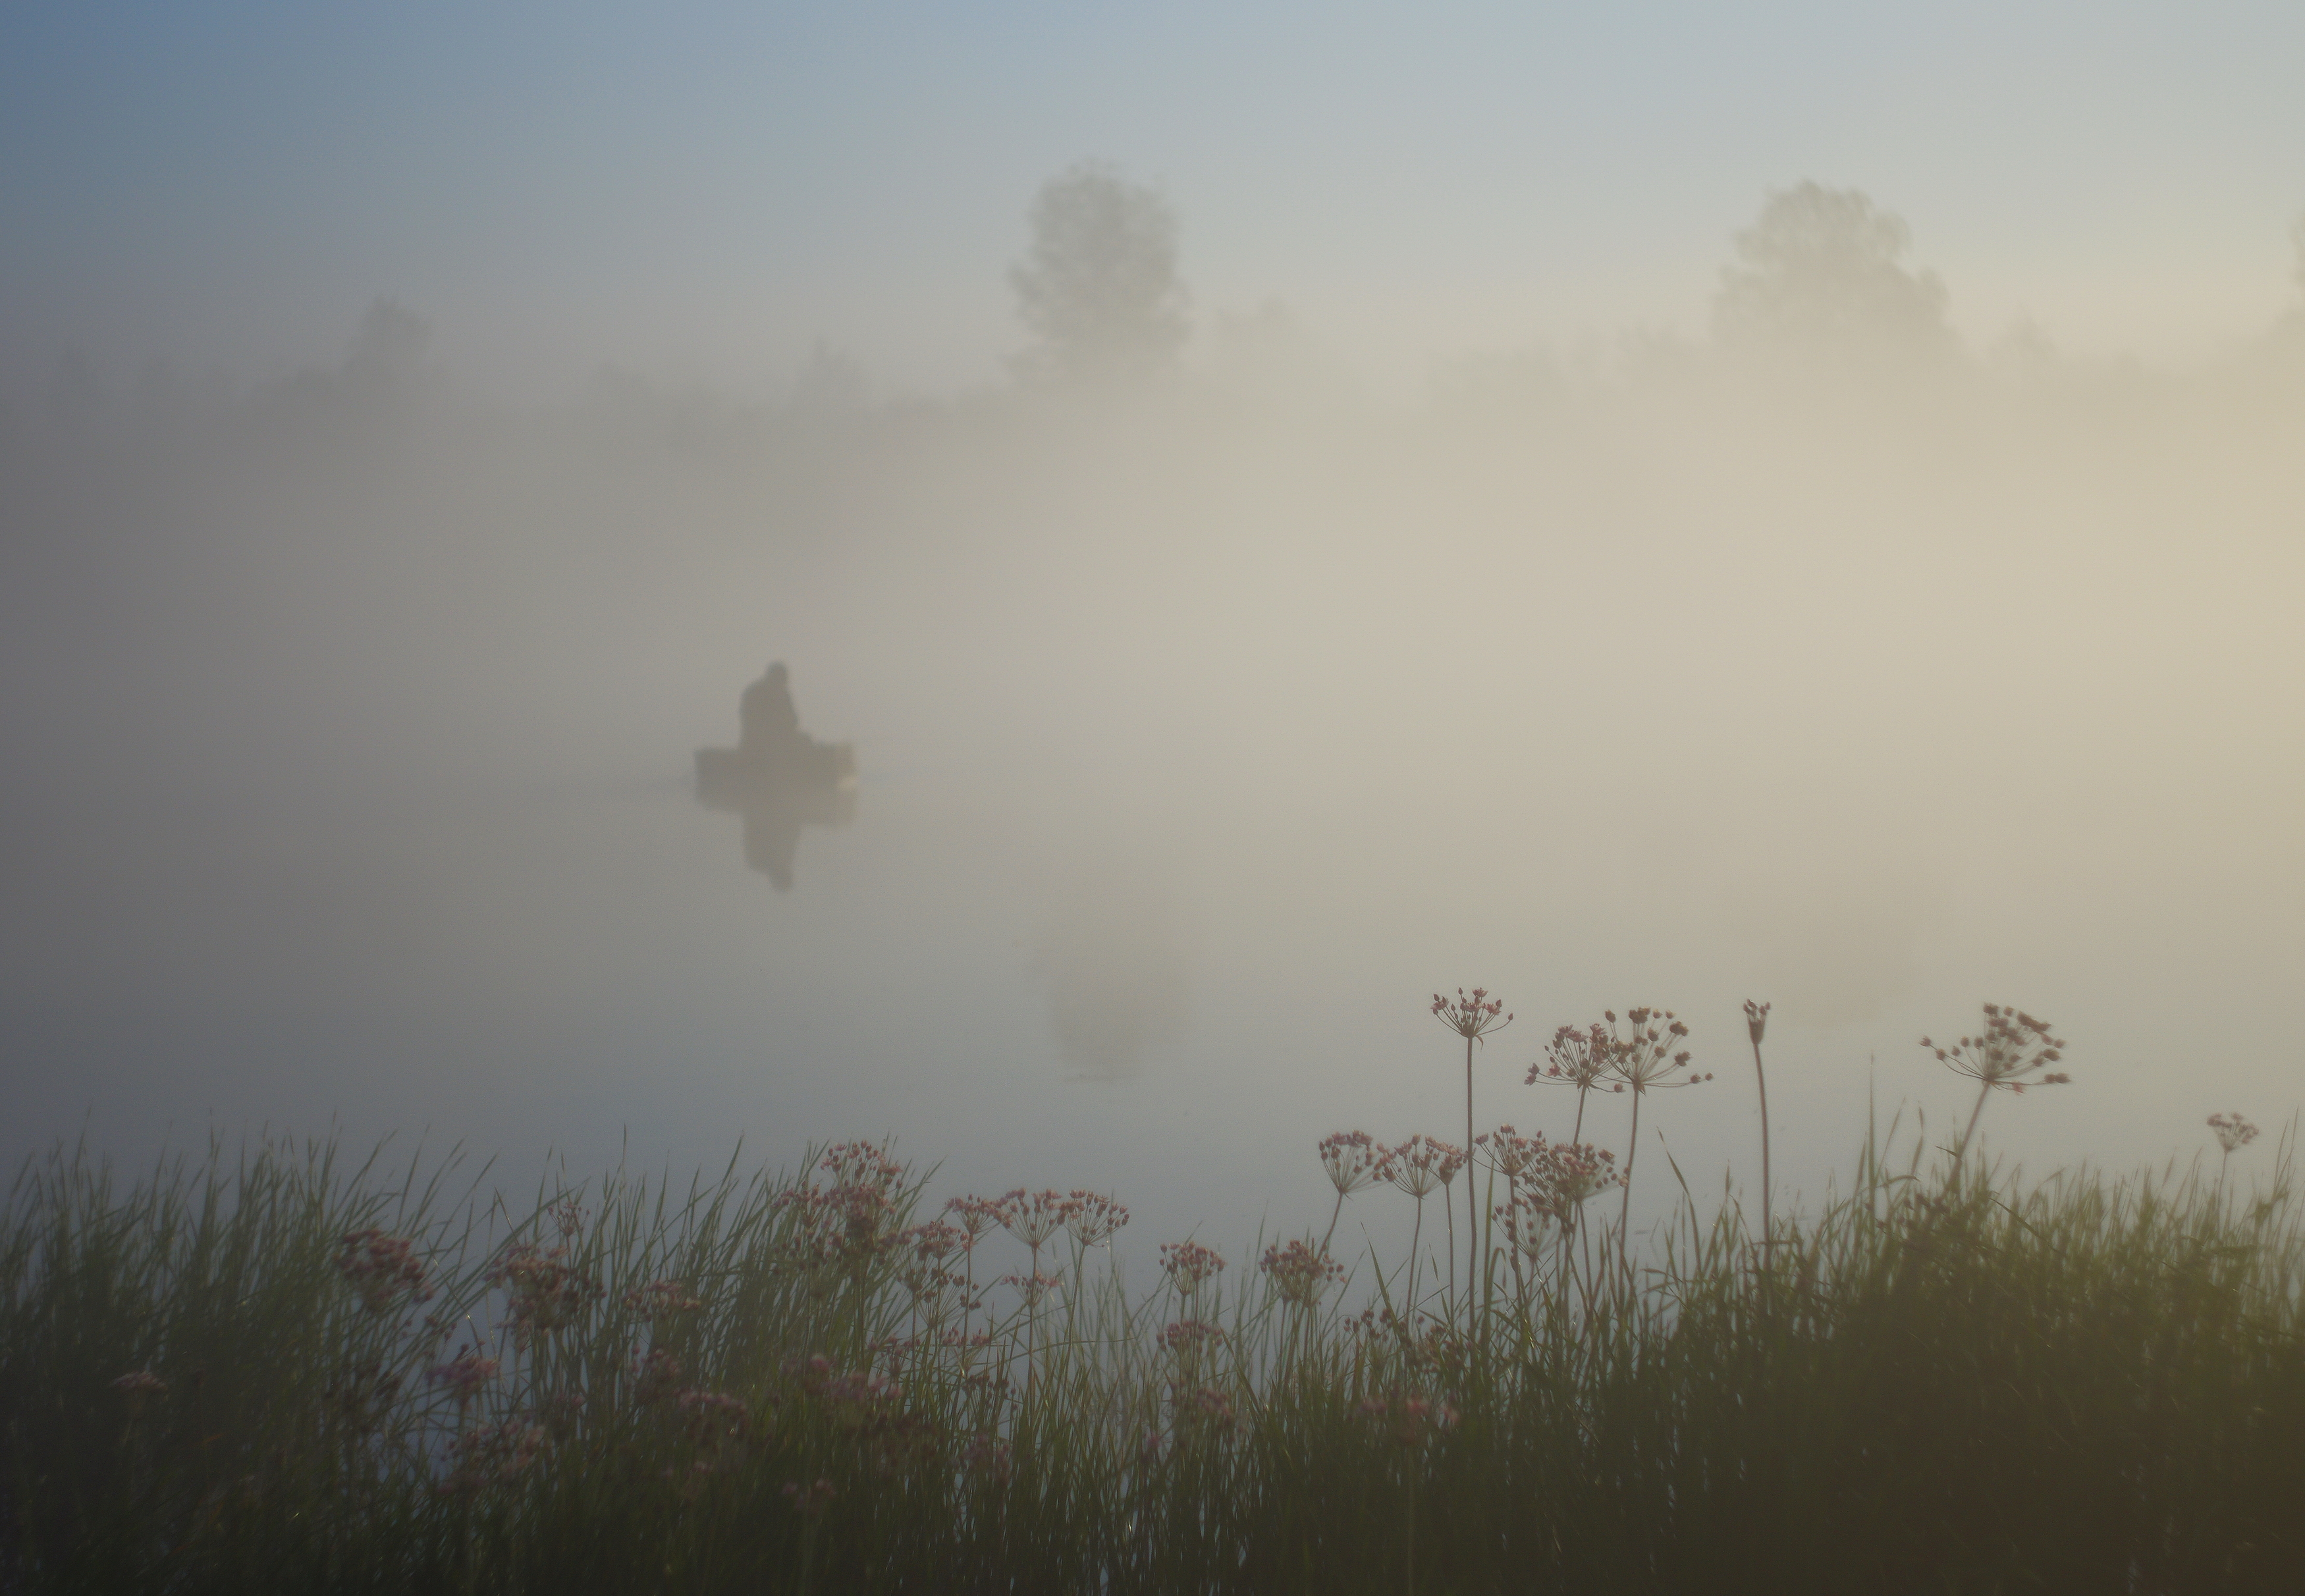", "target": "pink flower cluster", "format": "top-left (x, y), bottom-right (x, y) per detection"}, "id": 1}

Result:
top-left (1529, 1010), bottom-right (1710, 1095)
top-left (112, 1369), bottom-right (167, 1416)
top-left (783, 1354), bottom-right (933, 1468)
top-left (1063, 1190), bottom-right (1130, 1247)
top-left (1605, 1007), bottom-right (1709, 1094)
top-left (1260, 1239), bottom-right (1343, 1306)
top-left (787, 1352), bottom-right (902, 1416)
top-left (1482, 1125), bottom-right (1623, 1245)
top-left (1159, 1240), bottom-right (1225, 1295)
top-left (996, 1190), bottom-right (1071, 1251)
top-left (1528, 1021), bottom-right (1625, 1094)
top-left (622, 1279), bottom-right (703, 1323)
top-left (437, 1420), bottom-right (547, 1496)
top-left (896, 1220), bottom-right (965, 1262)
top-left (1173, 1383), bottom-right (1237, 1433)
top-left (1156, 1318), bottom-right (1226, 1356)
top-left (487, 1240), bottom-right (603, 1350)
top-left (998, 1270), bottom-right (1063, 1309)
top-left (1432, 987), bottom-right (1513, 1042)
top-left (1357, 1391), bottom-right (1457, 1449)
top-left (1317, 1131), bottom-right (1384, 1197)
top-left (1378, 1135), bottom-right (1466, 1198)
top-left (676, 1387), bottom-right (753, 1450)
top-left (1921, 1004), bottom-right (2070, 1094)
top-left (942, 1194), bottom-right (1006, 1242)
top-left (2210, 1113), bottom-right (2260, 1155)
top-left (336, 1228), bottom-right (435, 1315)
top-left (427, 1352), bottom-right (499, 1408)
top-left (777, 1183), bottom-right (898, 1265)
top-left (774, 1140), bottom-right (911, 1266)
top-left (942, 1187), bottom-right (1128, 1269)
top-left (820, 1141), bottom-right (908, 1190)
top-left (960, 1431), bottom-right (1014, 1481)
top-left (631, 1346), bottom-right (685, 1406)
